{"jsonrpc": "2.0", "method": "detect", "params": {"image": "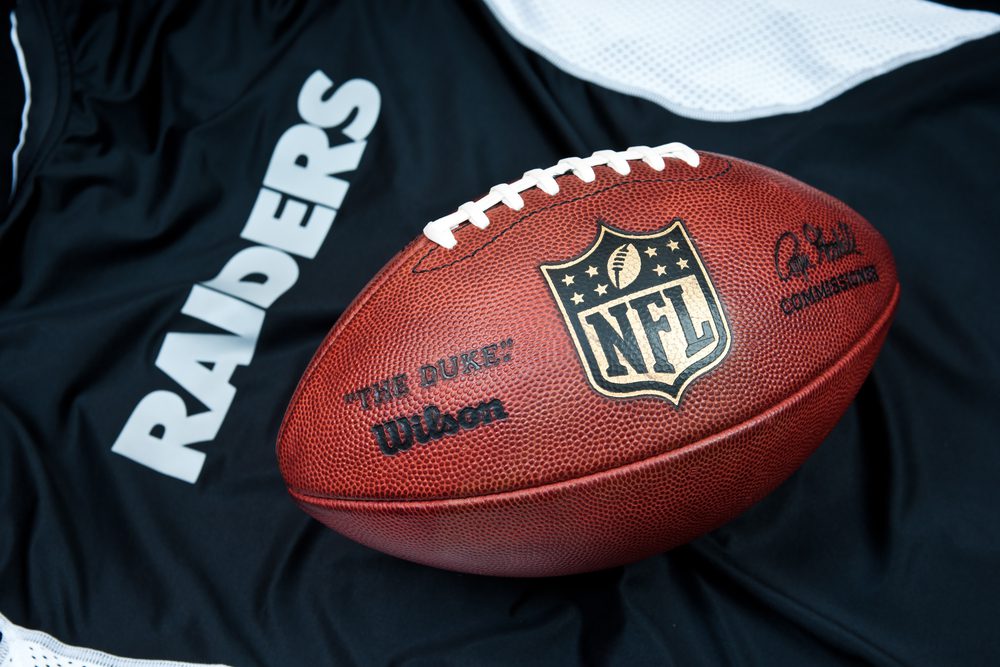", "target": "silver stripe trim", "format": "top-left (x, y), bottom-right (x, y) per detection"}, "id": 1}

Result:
top-left (9, 10), bottom-right (32, 200)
